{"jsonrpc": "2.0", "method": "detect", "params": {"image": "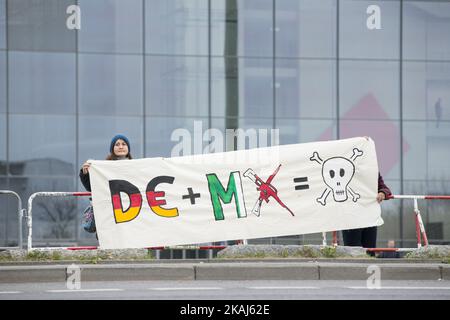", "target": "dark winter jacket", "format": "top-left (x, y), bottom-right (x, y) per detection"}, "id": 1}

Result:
top-left (378, 173), bottom-right (392, 199)
top-left (80, 169), bottom-right (91, 192)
